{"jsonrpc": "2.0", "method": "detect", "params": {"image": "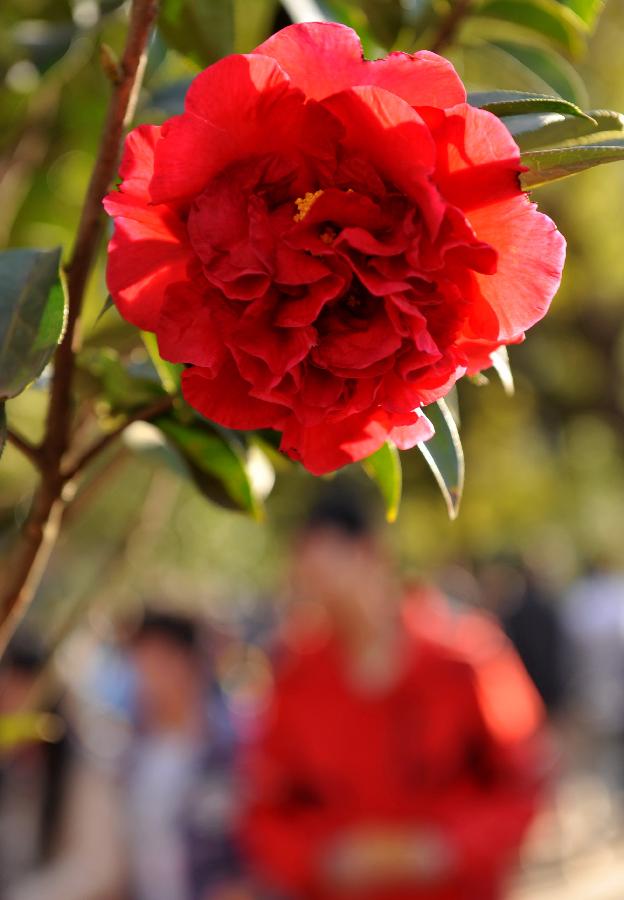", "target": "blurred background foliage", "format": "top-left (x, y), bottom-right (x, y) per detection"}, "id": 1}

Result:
top-left (2, 0), bottom-right (624, 637)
